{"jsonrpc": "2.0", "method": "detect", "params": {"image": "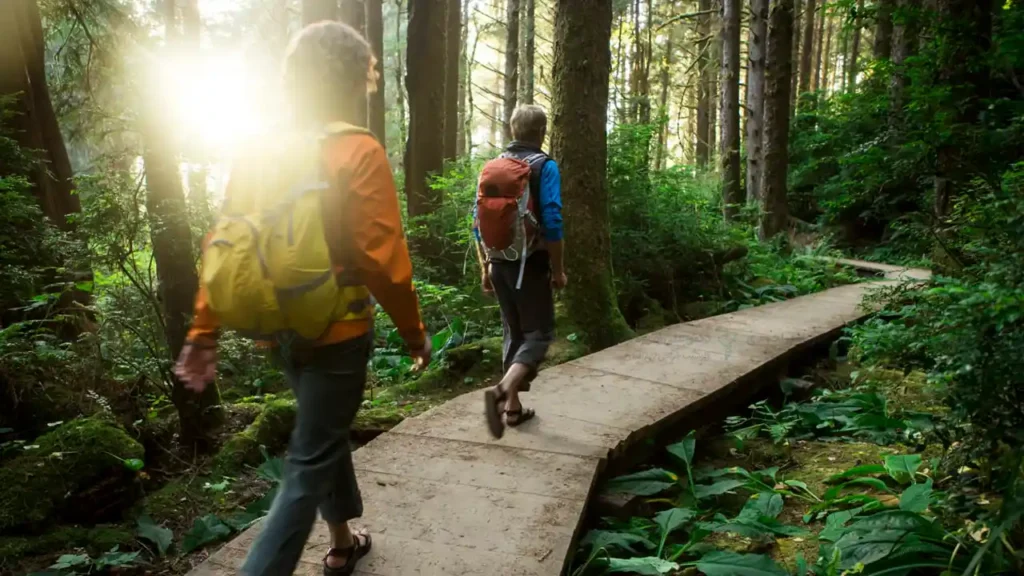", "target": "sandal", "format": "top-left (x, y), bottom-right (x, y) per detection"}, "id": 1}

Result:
top-left (505, 407), bottom-right (536, 427)
top-left (323, 532), bottom-right (372, 575)
top-left (484, 385), bottom-right (507, 439)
